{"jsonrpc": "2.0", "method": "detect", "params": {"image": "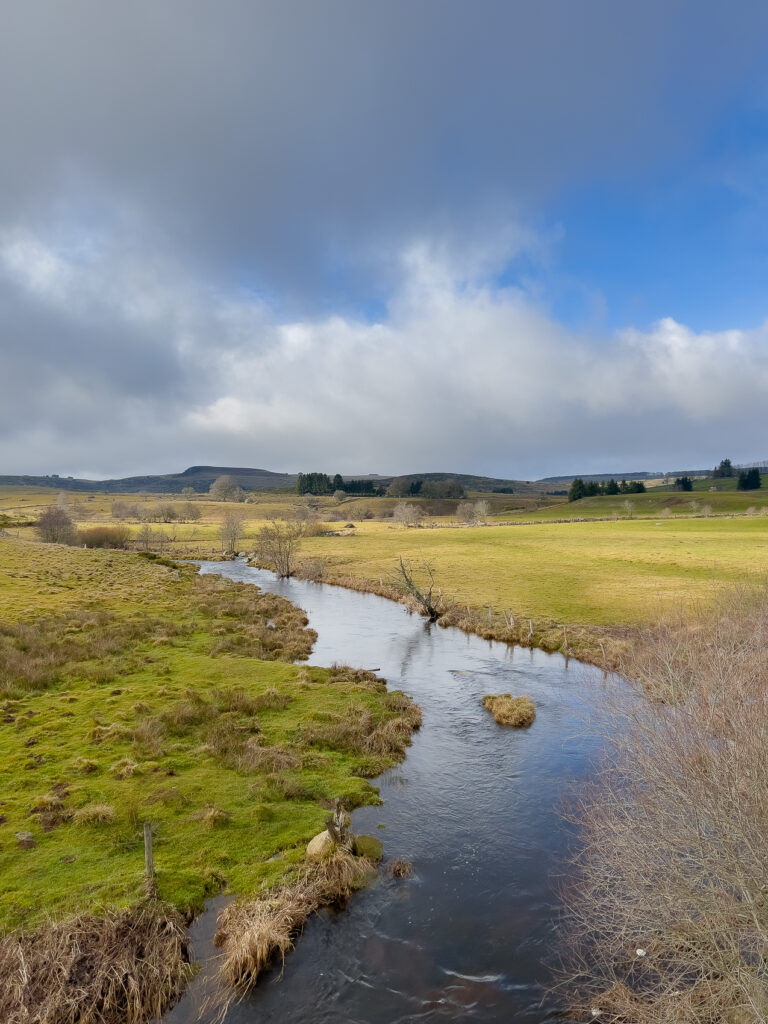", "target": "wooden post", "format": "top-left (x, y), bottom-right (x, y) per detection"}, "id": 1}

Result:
top-left (144, 822), bottom-right (155, 879)
top-left (528, 619), bottom-right (534, 640)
